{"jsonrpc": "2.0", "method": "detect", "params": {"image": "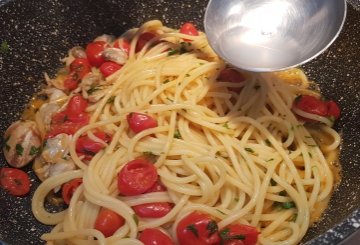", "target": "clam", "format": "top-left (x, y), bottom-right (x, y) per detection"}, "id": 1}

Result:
top-left (103, 48), bottom-right (128, 65)
top-left (41, 133), bottom-right (72, 163)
